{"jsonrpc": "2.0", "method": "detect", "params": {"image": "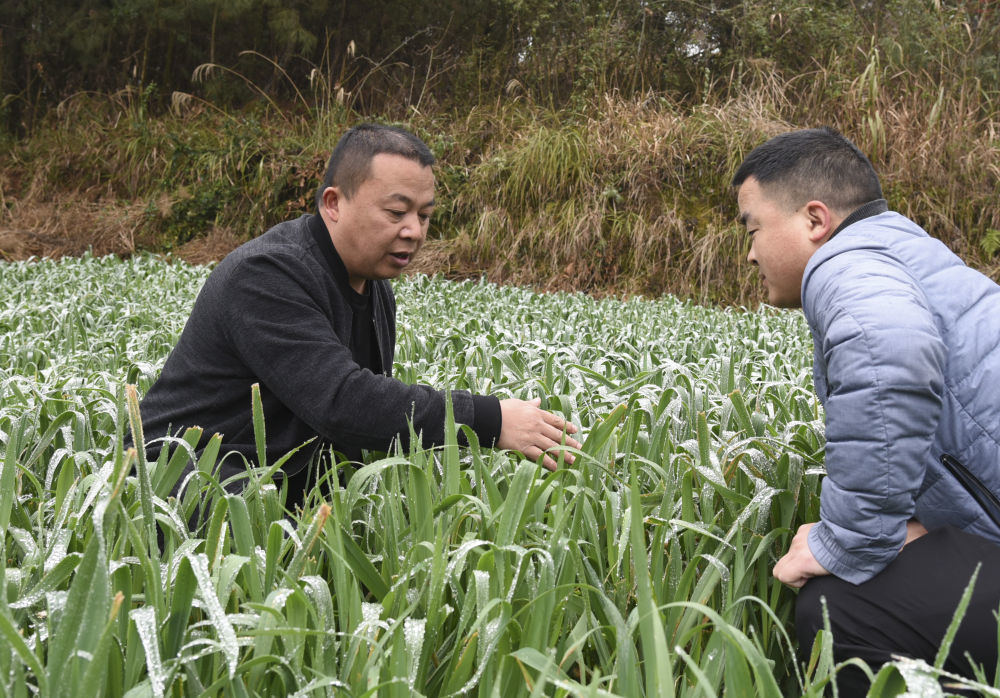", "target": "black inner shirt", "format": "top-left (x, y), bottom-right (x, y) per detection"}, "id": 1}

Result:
top-left (307, 214), bottom-right (383, 375)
